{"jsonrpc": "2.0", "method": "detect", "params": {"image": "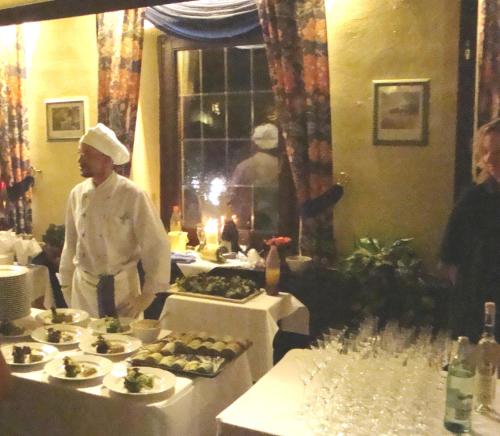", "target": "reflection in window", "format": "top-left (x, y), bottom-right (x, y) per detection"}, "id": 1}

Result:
top-left (177, 46), bottom-right (278, 233)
